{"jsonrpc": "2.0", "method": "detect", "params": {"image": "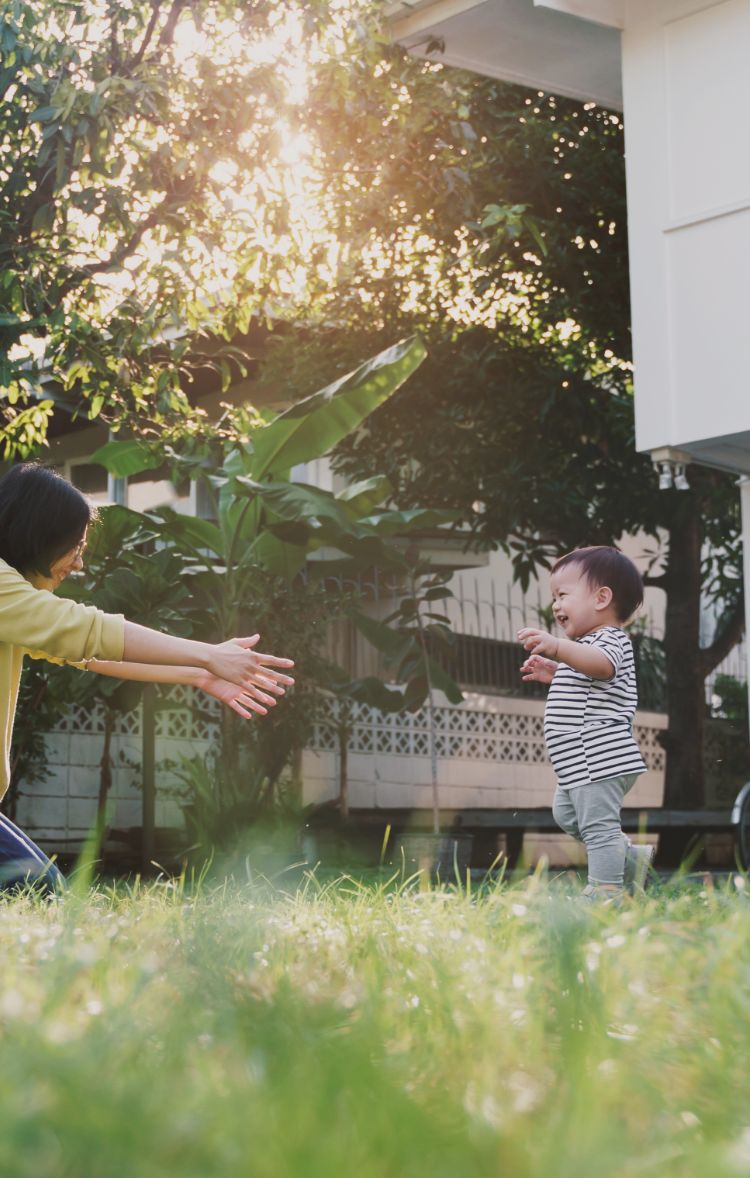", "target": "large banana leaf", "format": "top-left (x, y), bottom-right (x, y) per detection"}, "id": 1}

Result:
top-left (149, 506), bottom-right (225, 558)
top-left (250, 335), bottom-right (426, 479)
top-left (251, 533), bottom-right (308, 578)
top-left (233, 477), bottom-right (364, 537)
top-left (89, 439), bottom-right (162, 477)
top-left (335, 476), bottom-right (392, 517)
top-left (357, 507), bottom-right (461, 535)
